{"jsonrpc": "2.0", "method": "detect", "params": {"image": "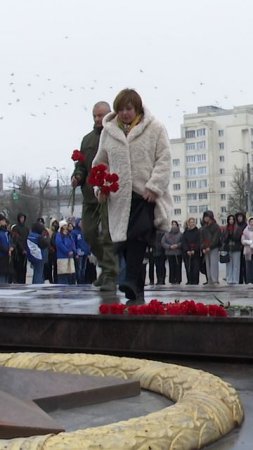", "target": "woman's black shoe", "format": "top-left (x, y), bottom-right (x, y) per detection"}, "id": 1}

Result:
top-left (119, 281), bottom-right (137, 300)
